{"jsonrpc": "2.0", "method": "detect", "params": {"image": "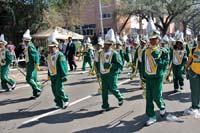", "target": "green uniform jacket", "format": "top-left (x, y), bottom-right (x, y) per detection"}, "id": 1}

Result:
top-left (1, 49), bottom-right (13, 66)
top-left (116, 48), bottom-right (124, 65)
top-left (94, 50), bottom-right (101, 75)
top-left (141, 47), bottom-right (169, 79)
top-left (124, 47), bottom-right (131, 62)
top-left (132, 46), bottom-right (144, 76)
top-left (27, 42), bottom-right (40, 65)
top-left (169, 48), bottom-right (188, 67)
top-left (48, 52), bottom-right (68, 80)
top-left (83, 48), bottom-right (93, 62)
top-left (100, 51), bottom-right (123, 76)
